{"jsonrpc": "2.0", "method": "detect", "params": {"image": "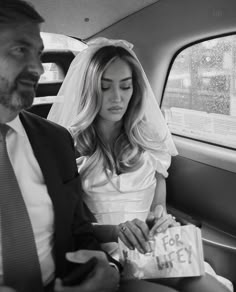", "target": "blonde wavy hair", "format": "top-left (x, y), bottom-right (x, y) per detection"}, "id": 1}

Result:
top-left (70, 45), bottom-right (162, 181)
